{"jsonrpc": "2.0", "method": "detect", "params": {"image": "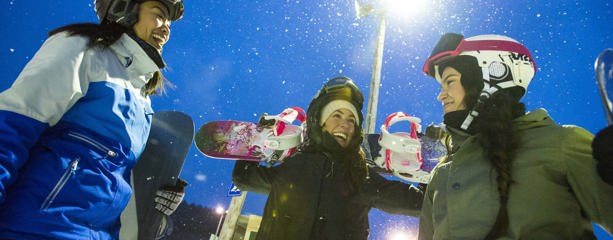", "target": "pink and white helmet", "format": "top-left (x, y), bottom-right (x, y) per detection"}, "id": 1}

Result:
top-left (423, 33), bottom-right (537, 129)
